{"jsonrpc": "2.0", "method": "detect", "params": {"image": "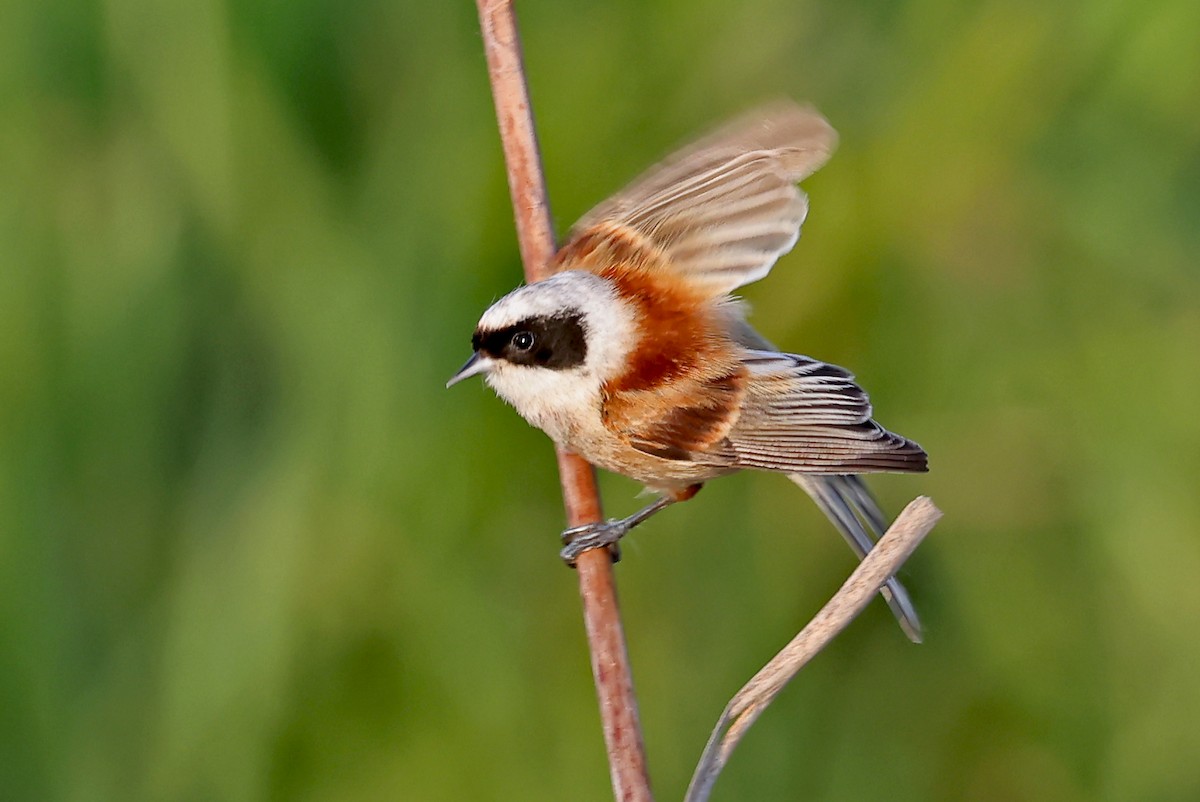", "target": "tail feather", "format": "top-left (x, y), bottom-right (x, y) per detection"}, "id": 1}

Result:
top-left (789, 474), bottom-right (923, 643)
